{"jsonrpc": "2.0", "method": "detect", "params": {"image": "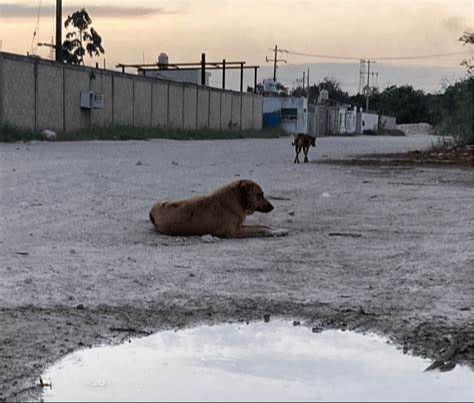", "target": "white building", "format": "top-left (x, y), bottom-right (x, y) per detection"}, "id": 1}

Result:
top-left (263, 97), bottom-right (308, 134)
top-left (358, 111), bottom-right (379, 133)
top-left (138, 53), bottom-right (211, 85)
top-left (139, 69), bottom-right (211, 86)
